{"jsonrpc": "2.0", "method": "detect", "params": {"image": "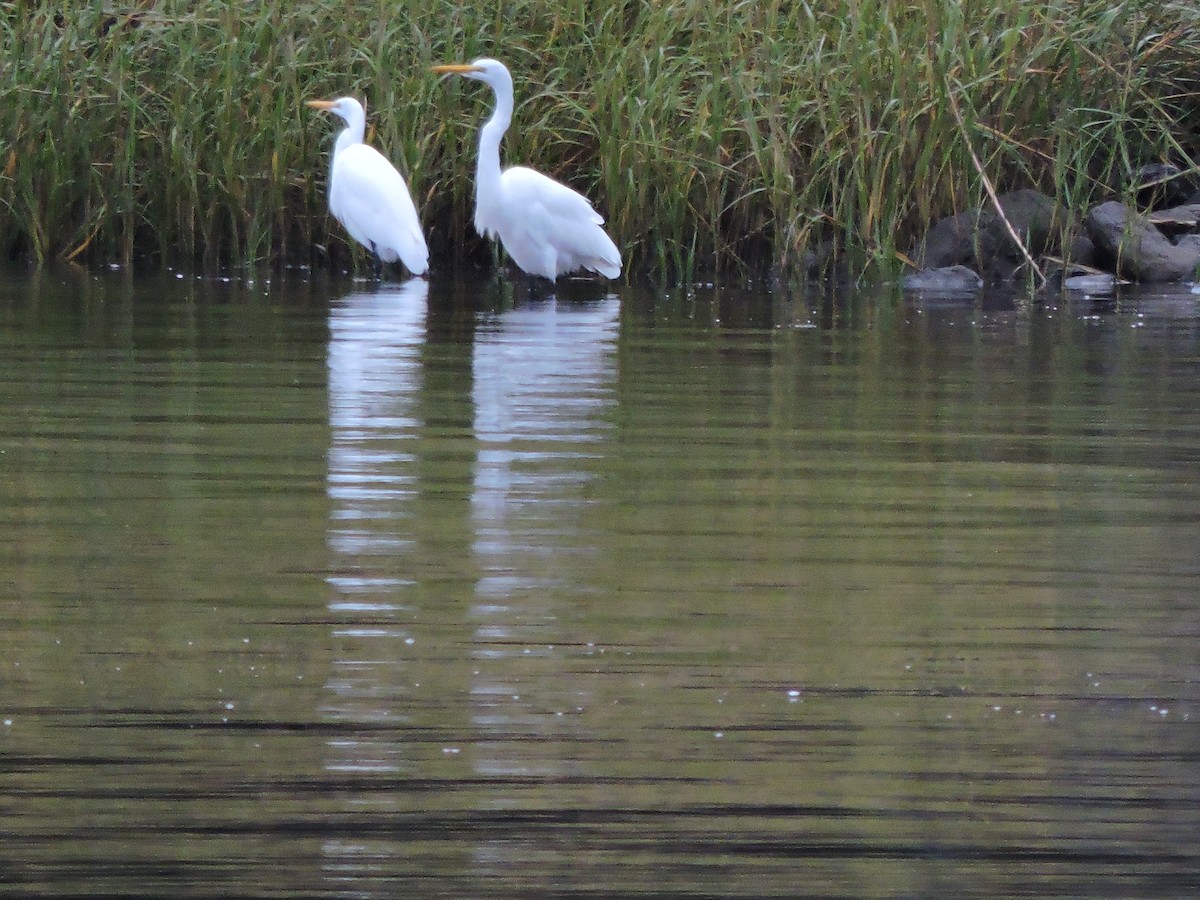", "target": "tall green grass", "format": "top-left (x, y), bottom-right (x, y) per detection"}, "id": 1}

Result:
top-left (1, 0), bottom-right (1197, 278)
